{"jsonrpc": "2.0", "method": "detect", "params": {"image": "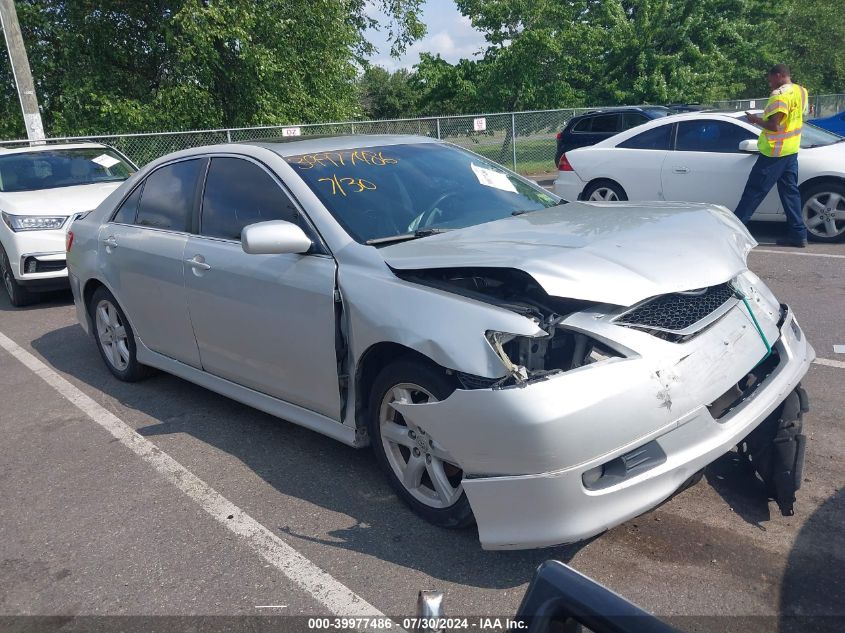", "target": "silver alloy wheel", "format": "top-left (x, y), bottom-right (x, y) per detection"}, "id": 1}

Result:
top-left (802, 191), bottom-right (845, 239)
top-left (588, 187), bottom-right (620, 201)
top-left (379, 383), bottom-right (463, 509)
top-left (95, 299), bottom-right (130, 371)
